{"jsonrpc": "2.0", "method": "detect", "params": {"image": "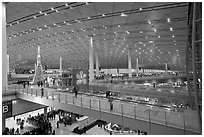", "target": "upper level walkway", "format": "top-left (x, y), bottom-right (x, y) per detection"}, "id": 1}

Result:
top-left (3, 85), bottom-right (200, 135)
